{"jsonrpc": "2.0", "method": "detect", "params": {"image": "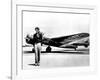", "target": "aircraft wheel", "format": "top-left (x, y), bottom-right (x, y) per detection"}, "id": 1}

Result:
top-left (84, 45), bottom-right (88, 48)
top-left (46, 46), bottom-right (52, 52)
top-left (32, 48), bottom-right (35, 52)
